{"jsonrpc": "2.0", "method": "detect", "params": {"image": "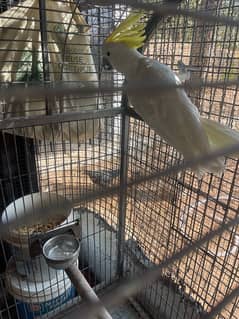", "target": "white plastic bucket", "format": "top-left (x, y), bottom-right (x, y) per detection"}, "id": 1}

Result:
top-left (5, 258), bottom-right (76, 319)
top-left (11, 248), bottom-right (60, 282)
top-left (1, 192), bottom-right (72, 250)
top-left (2, 192), bottom-right (72, 281)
